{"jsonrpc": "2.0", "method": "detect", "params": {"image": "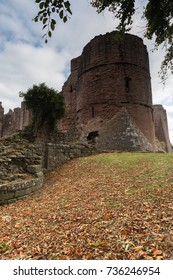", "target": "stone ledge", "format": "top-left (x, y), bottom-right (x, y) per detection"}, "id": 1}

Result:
top-left (0, 173), bottom-right (43, 206)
